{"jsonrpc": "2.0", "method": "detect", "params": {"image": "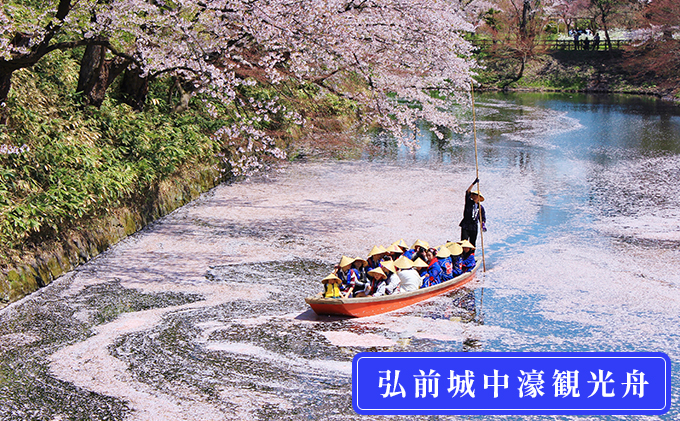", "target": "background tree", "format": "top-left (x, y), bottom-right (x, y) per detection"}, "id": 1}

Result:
top-left (624, 0), bottom-right (680, 82)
